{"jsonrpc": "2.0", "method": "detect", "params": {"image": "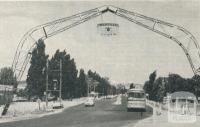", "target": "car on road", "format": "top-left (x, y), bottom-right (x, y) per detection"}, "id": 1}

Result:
top-left (85, 97), bottom-right (95, 107)
top-left (52, 101), bottom-right (64, 109)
